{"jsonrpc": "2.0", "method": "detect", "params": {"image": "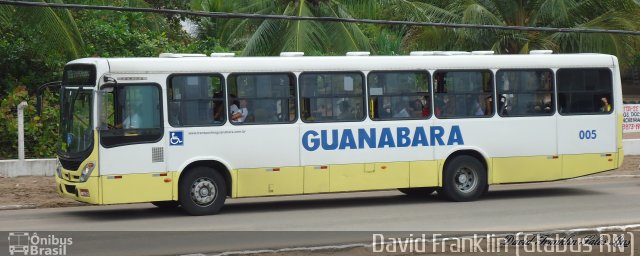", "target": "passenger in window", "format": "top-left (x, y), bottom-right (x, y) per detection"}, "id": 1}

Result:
top-left (337, 100), bottom-right (355, 120)
top-left (420, 96), bottom-right (431, 117)
top-left (472, 100), bottom-right (484, 116)
top-left (312, 103), bottom-right (331, 120)
top-left (231, 99), bottom-right (249, 123)
top-left (168, 102), bottom-right (181, 126)
top-left (483, 96), bottom-right (493, 116)
top-left (354, 102), bottom-right (363, 119)
top-left (409, 96), bottom-right (430, 117)
top-left (213, 92), bottom-right (225, 122)
top-left (533, 94), bottom-right (552, 113)
top-left (600, 97), bottom-right (611, 112)
top-left (411, 99), bottom-right (423, 117)
top-left (393, 100), bottom-right (411, 118)
top-left (122, 101), bottom-right (142, 129)
top-left (378, 102), bottom-right (392, 119)
top-left (497, 94), bottom-right (509, 116)
top-left (434, 96), bottom-right (443, 116)
top-left (439, 95), bottom-right (455, 116)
